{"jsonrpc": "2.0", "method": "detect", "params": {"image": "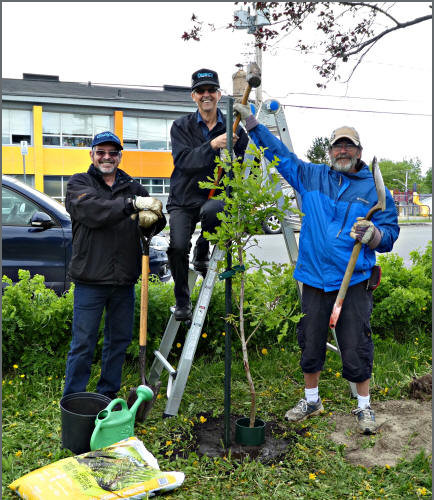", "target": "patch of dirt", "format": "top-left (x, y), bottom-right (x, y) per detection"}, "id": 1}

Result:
top-left (329, 399), bottom-right (432, 468)
top-left (186, 413), bottom-right (297, 464)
